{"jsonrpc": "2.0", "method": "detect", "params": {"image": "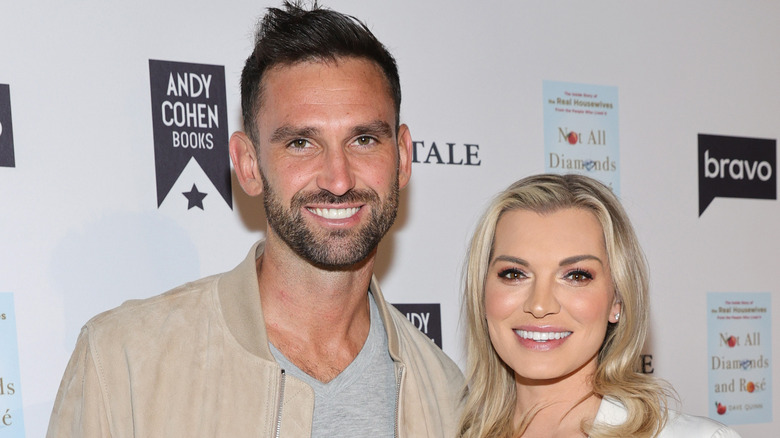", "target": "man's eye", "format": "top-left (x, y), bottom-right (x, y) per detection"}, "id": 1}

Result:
top-left (354, 136), bottom-right (375, 146)
top-left (289, 139), bottom-right (310, 149)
